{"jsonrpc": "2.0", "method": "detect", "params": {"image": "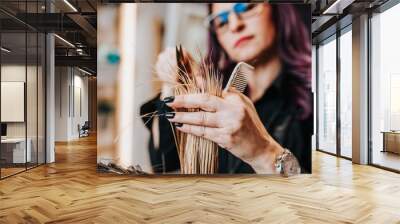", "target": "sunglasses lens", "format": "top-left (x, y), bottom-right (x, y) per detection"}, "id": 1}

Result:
top-left (212, 11), bottom-right (229, 28)
top-left (234, 3), bottom-right (248, 13)
top-left (206, 4), bottom-right (261, 33)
